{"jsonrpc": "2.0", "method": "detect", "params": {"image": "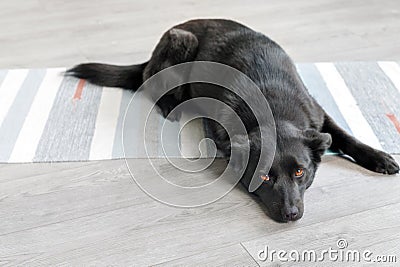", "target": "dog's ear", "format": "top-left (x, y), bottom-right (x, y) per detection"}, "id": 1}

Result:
top-left (229, 134), bottom-right (253, 173)
top-left (303, 129), bottom-right (332, 161)
top-left (229, 127), bottom-right (275, 192)
top-left (229, 128), bottom-right (262, 171)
